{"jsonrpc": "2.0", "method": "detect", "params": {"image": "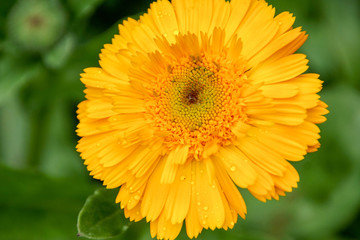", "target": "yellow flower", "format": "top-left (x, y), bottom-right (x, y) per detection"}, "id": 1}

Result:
top-left (76, 0), bottom-right (328, 239)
